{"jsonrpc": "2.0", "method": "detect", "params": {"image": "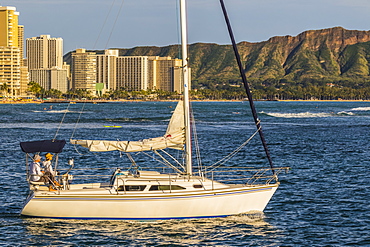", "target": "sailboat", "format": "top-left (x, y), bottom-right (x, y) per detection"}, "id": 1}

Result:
top-left (20, 0), bottom-right (287, 220)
